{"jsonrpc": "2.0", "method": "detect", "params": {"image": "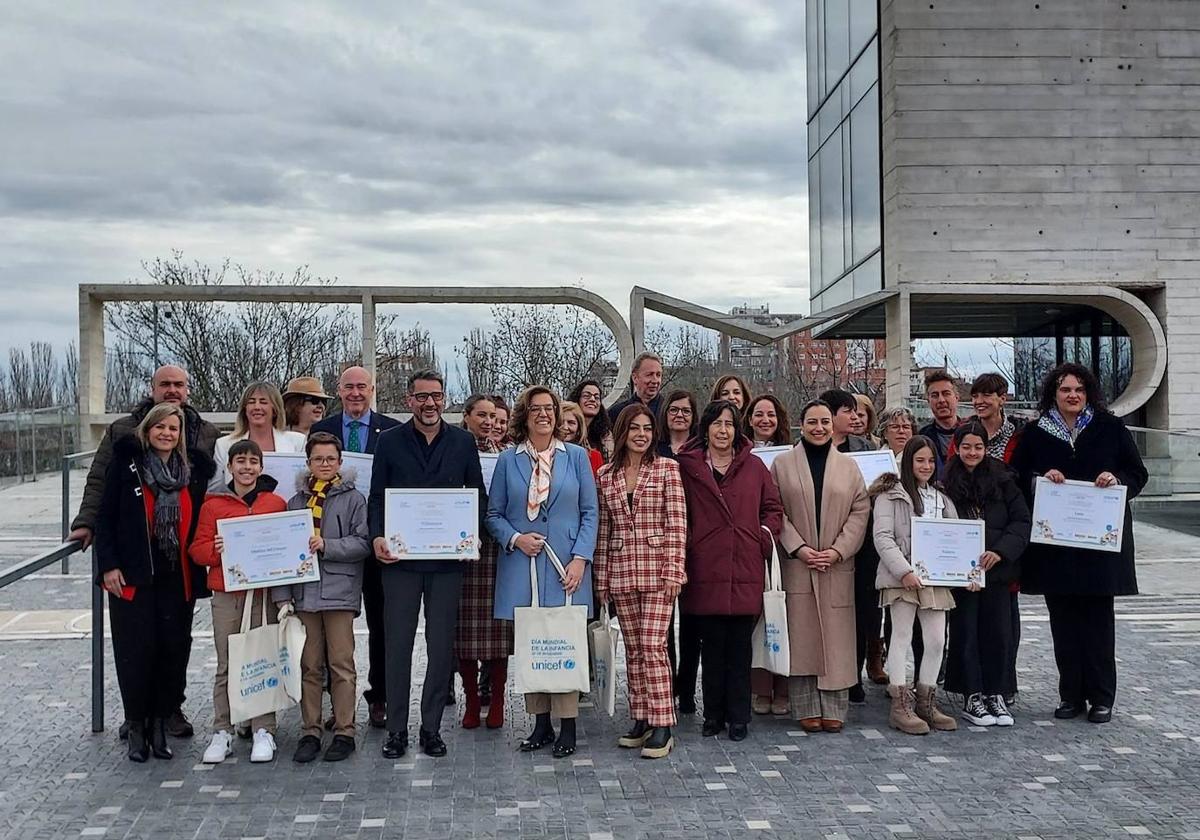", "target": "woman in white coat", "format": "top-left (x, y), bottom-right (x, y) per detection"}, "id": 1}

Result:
top-left (213, 382), bottom-right (306, 487)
